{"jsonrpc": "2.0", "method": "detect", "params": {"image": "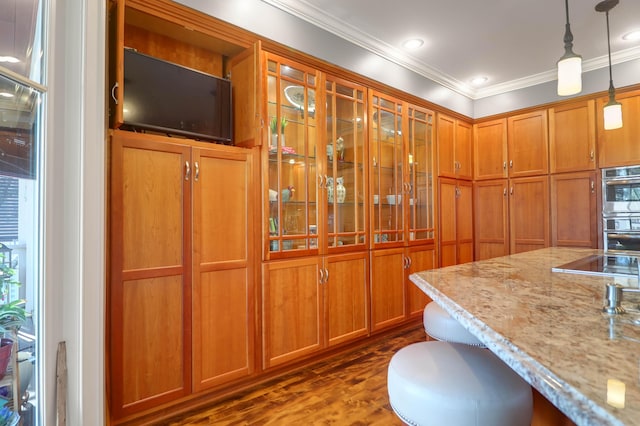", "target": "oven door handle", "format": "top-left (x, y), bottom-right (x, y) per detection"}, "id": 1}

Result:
top-left (605, 232), bottom-right (640, 238)
top-left (605, 179), bottom-right (640, 185)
